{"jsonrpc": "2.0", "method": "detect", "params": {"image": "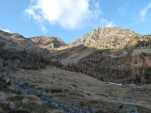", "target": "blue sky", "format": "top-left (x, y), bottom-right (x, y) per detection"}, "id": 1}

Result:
top-left (0, 0), bottom-right (151, 43)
